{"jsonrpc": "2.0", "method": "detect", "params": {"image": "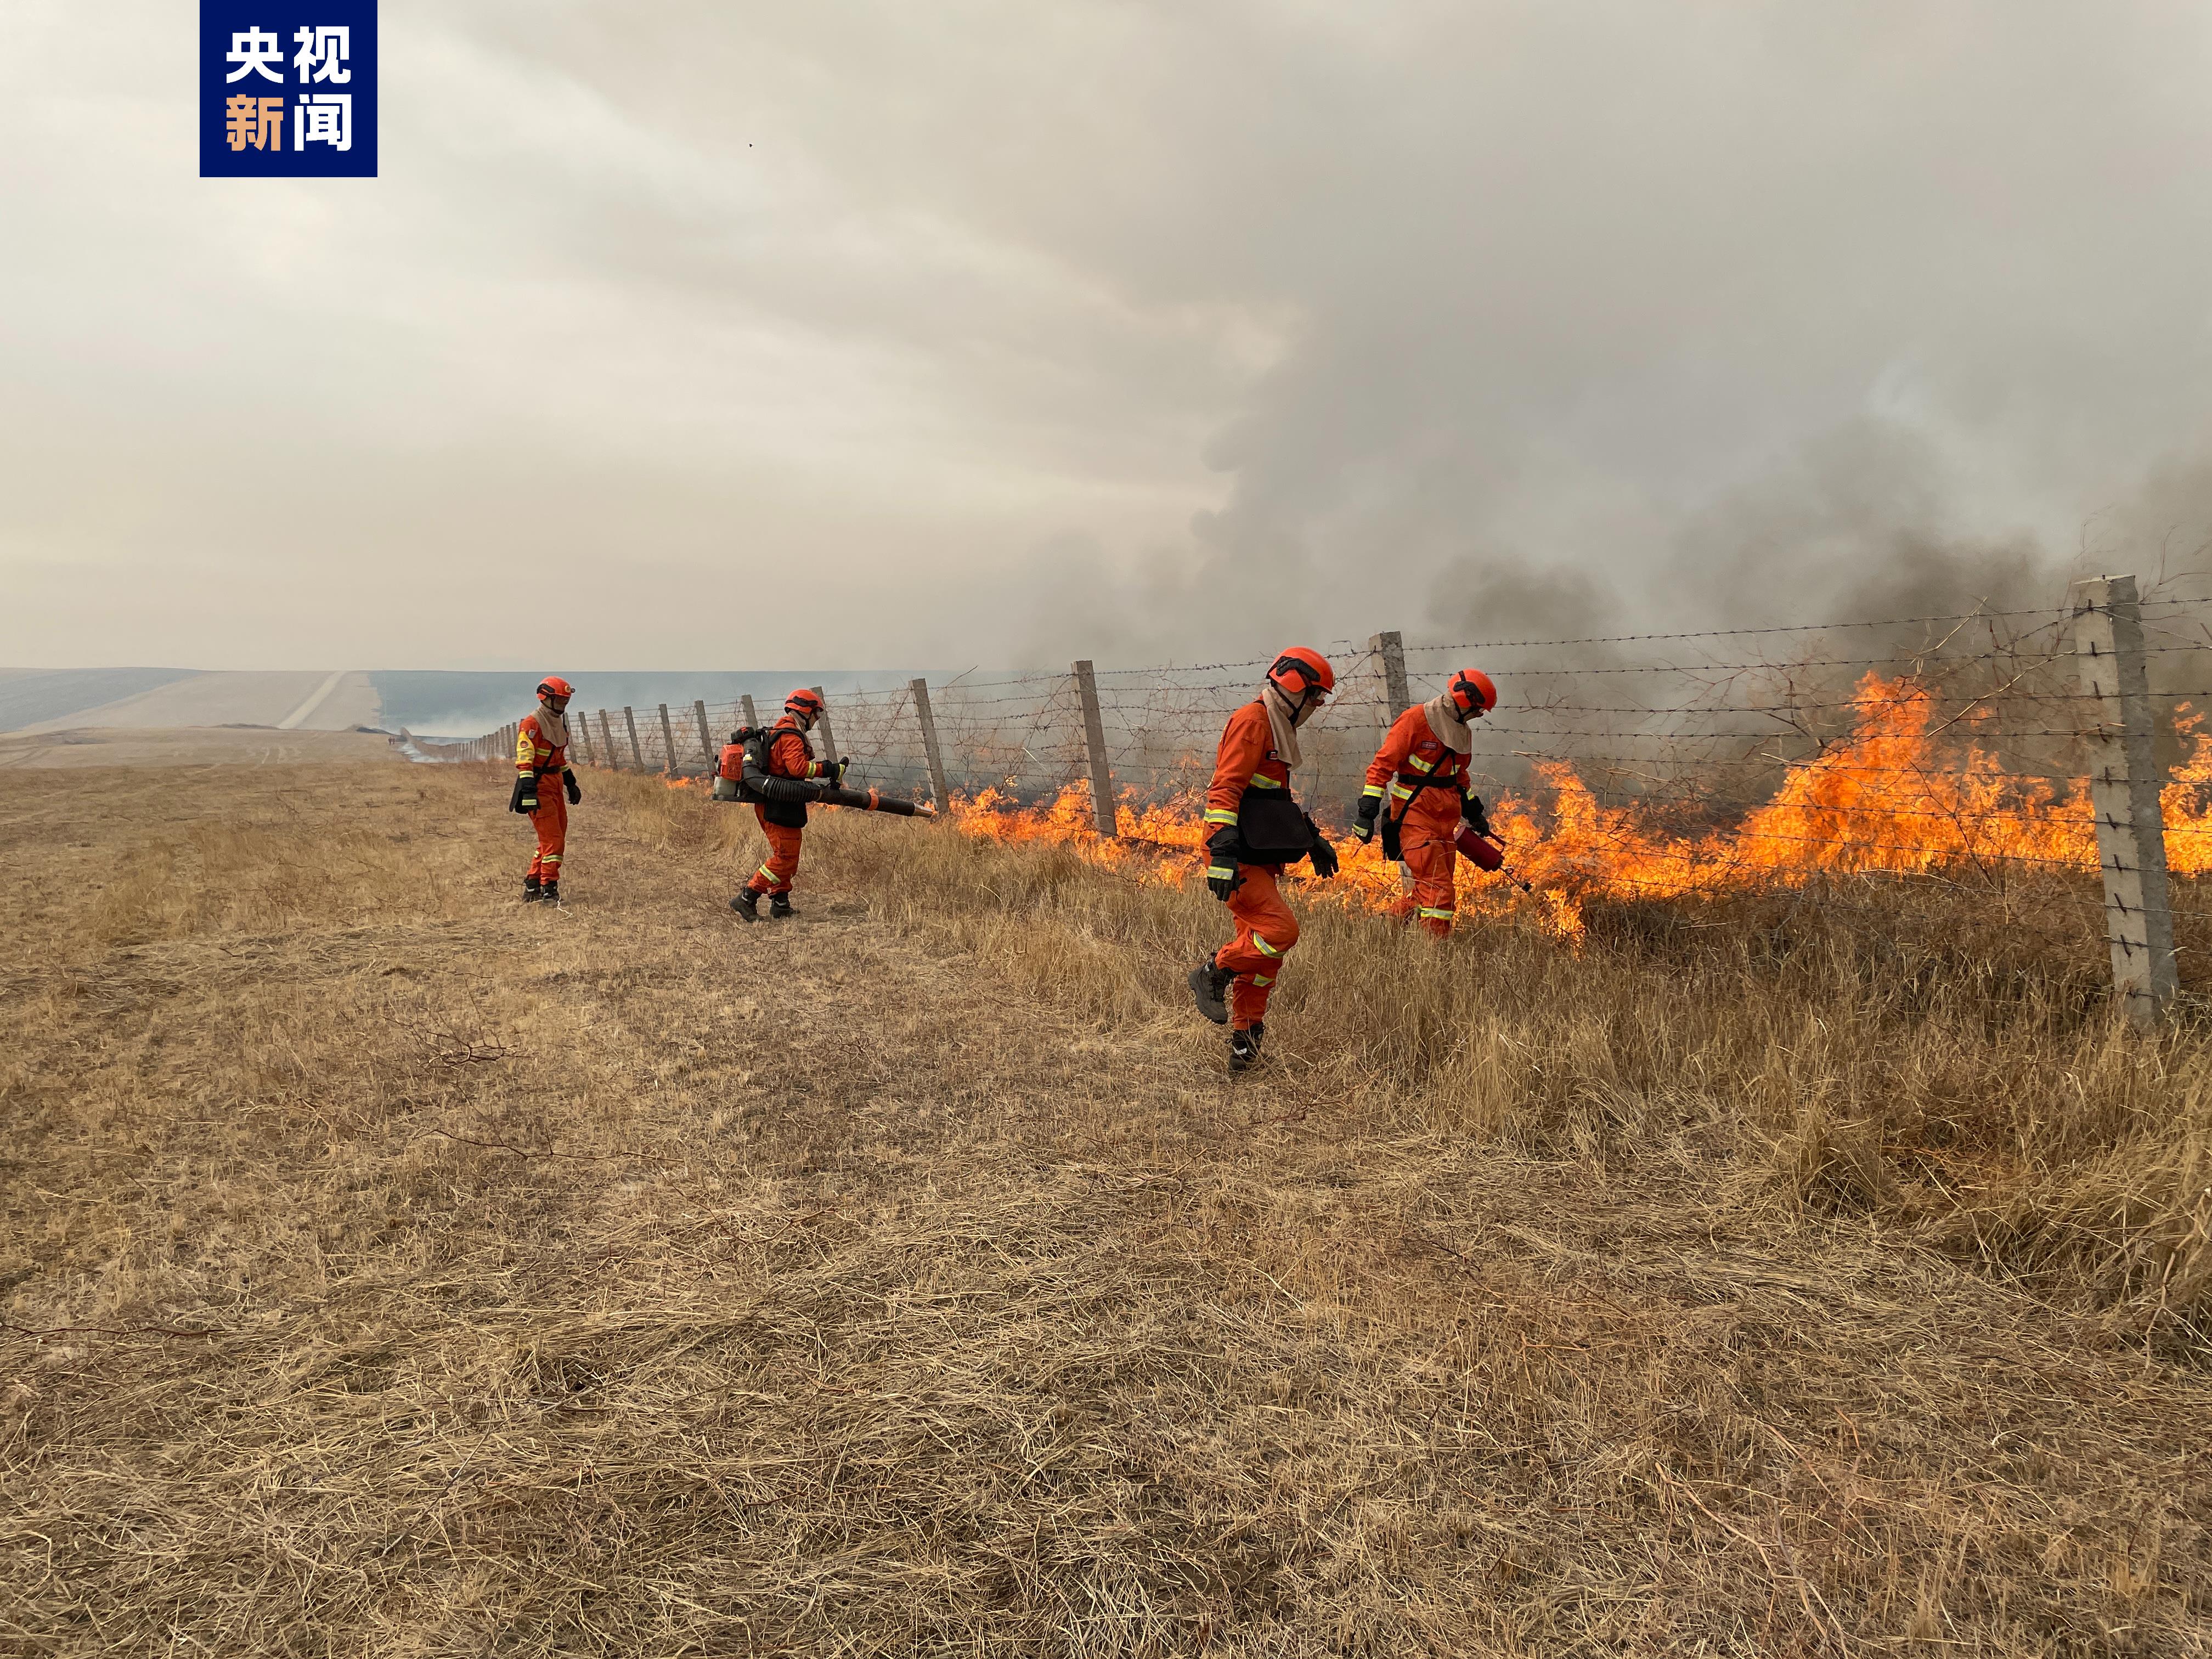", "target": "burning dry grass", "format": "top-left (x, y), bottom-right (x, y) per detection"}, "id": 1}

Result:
top-left (943, 674), bottom-right (2212, 944)
top-left (3, 759), bottom-right (2210, 1654)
